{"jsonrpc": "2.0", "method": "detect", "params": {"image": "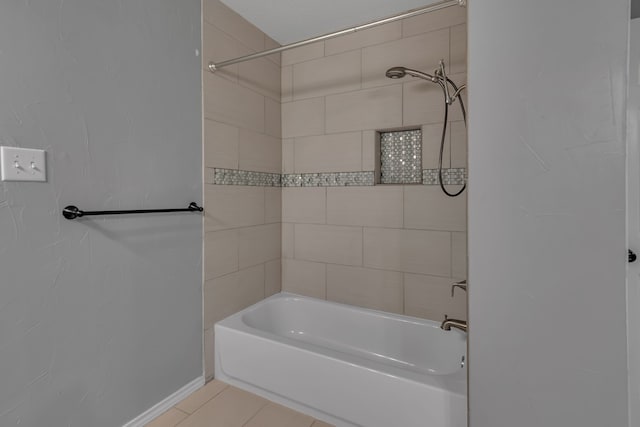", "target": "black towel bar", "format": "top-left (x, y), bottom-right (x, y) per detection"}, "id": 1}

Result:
top-left (62, 202), bottom-right (203, 220)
